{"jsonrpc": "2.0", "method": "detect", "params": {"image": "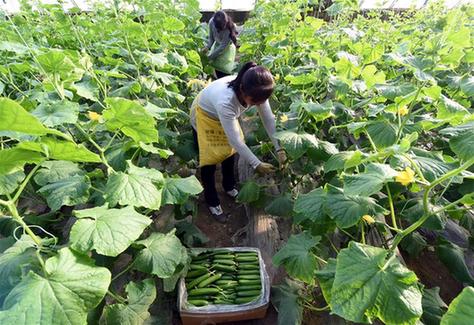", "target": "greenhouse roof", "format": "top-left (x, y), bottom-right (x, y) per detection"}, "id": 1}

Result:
top-left (0, 0), bottom-right (473, 14)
